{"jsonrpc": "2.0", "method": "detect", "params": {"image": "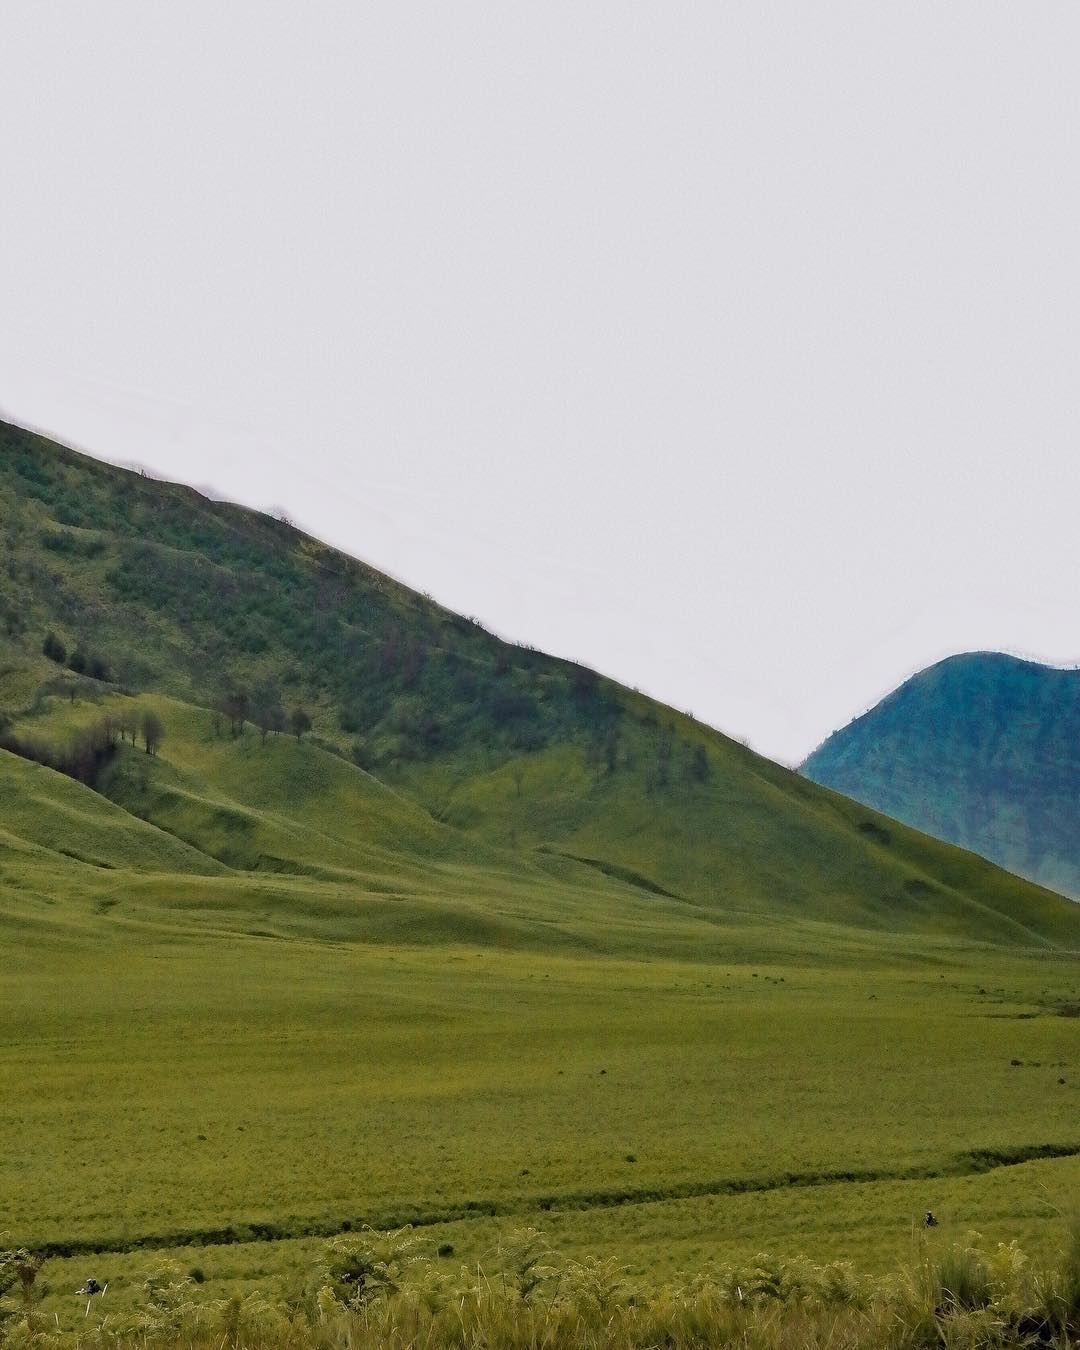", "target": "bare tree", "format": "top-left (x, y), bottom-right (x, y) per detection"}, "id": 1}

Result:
top-left (290, 706), bottom-right (313, 742)
top-left (252, 680), bottom-right (284, 744)
top-left (222, 686), bottom-right (250, 737)
top-left (141, 709), bottom-right (164, 756)
top-left (1, 715), bottom-right (121, 785)
top-left (119, 709), bottom-right (139, 745)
